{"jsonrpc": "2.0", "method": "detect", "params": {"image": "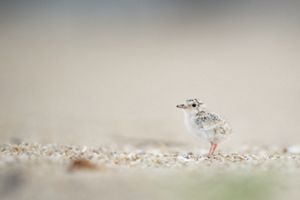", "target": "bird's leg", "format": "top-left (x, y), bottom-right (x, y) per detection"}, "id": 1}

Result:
top-left (208, 143), bottom-right (218, 157)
